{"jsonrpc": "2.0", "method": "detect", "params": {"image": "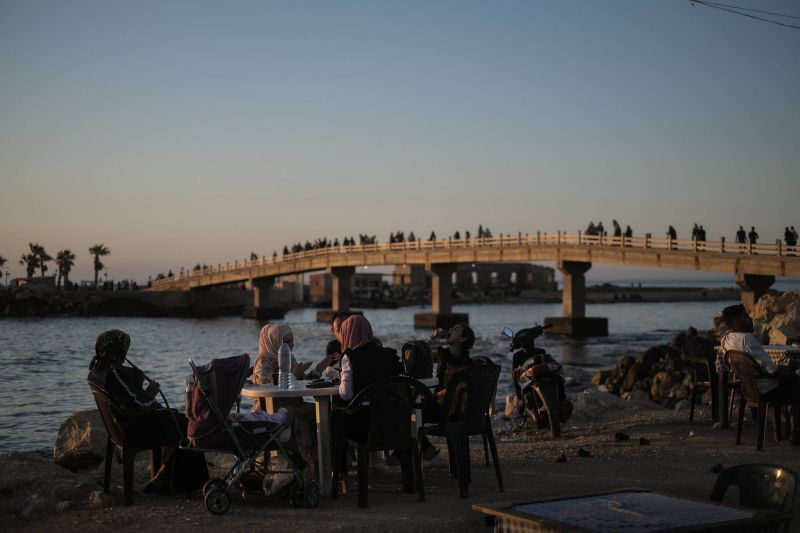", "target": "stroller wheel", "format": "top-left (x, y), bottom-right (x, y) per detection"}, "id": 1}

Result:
top-left (204, 488), bottom-right (231, 515)
top-left (202, 478), bottom-right (226, 498)
top-left (290, 482), bottom-right (305, 508)
top-left (303, 481), bottom-right (320, 508)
